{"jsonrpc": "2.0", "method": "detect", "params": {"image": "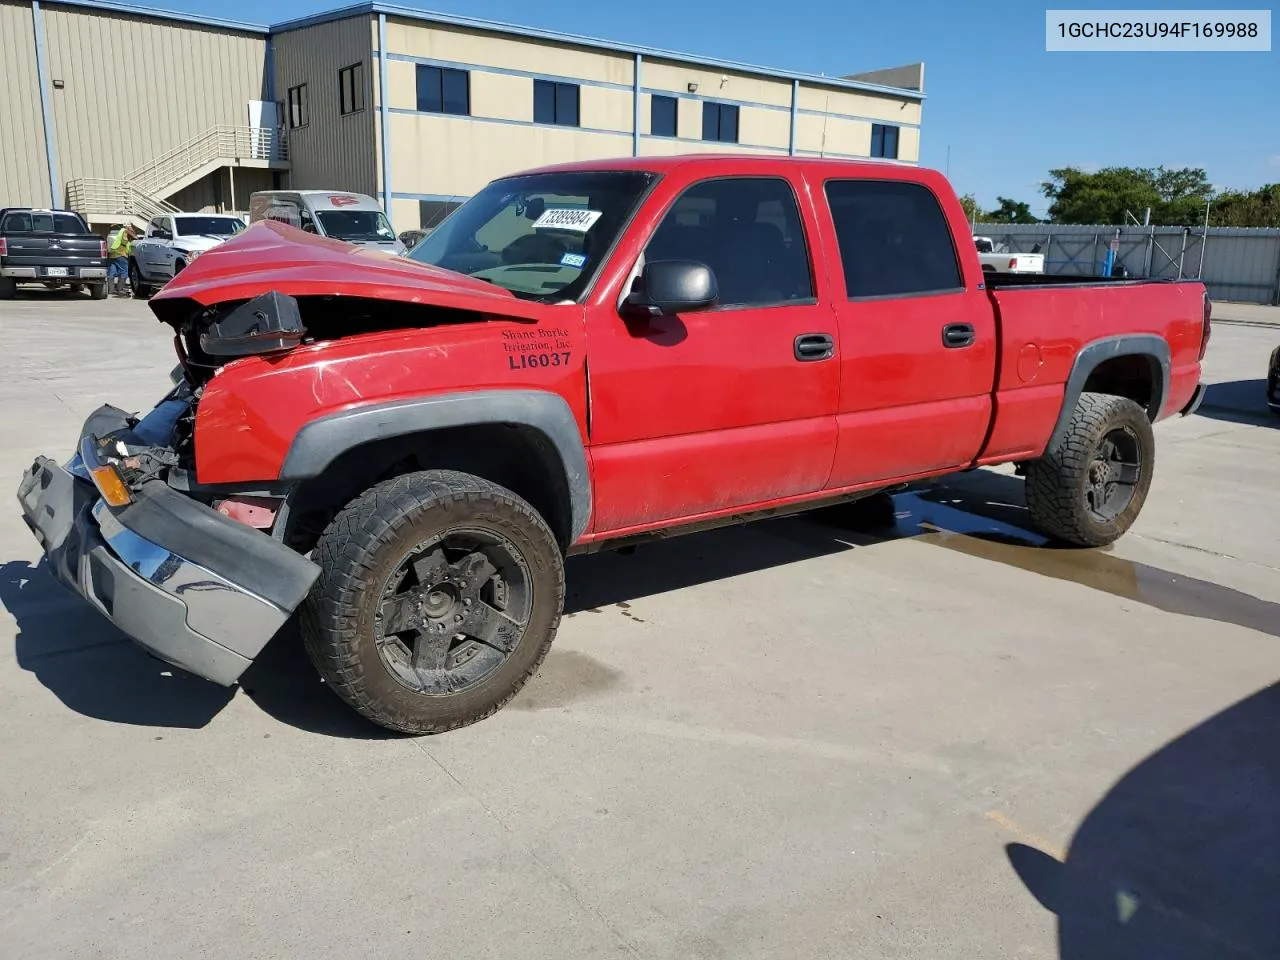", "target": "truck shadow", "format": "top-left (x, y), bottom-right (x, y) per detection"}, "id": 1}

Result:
top-left (1195, 379), bottom-right (1277, 428)
top-left (1006, 682), bottom-right (1280, 959)
top-left (2, 558), bottom-right (234, 728)
top-left (5, 468), bottom-right (1278, 737)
